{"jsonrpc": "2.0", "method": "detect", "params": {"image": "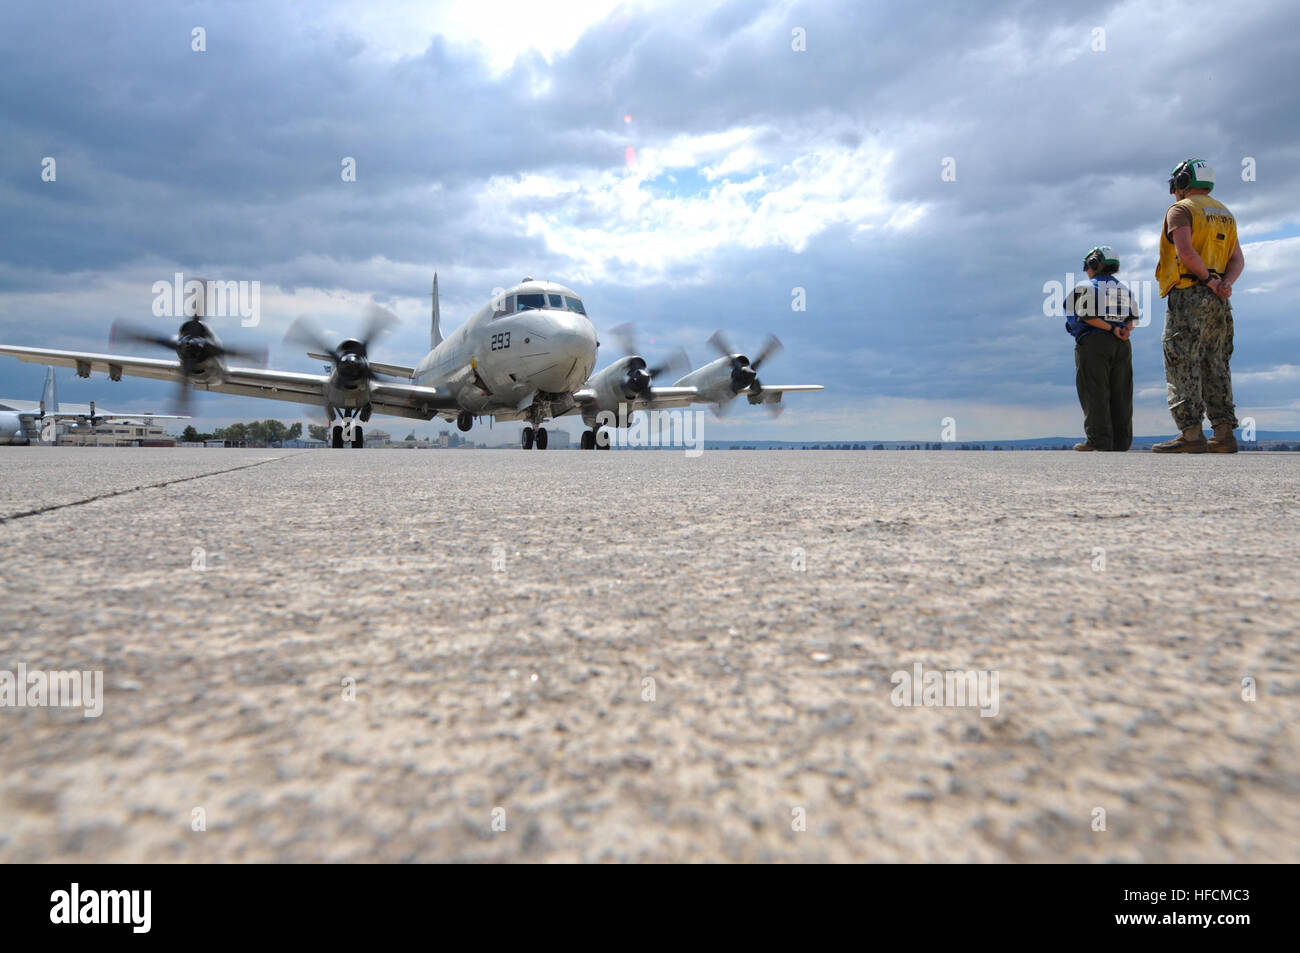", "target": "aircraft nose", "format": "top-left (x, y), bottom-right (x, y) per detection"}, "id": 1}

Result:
top-left (536, 311), bottom-right (597, 390)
